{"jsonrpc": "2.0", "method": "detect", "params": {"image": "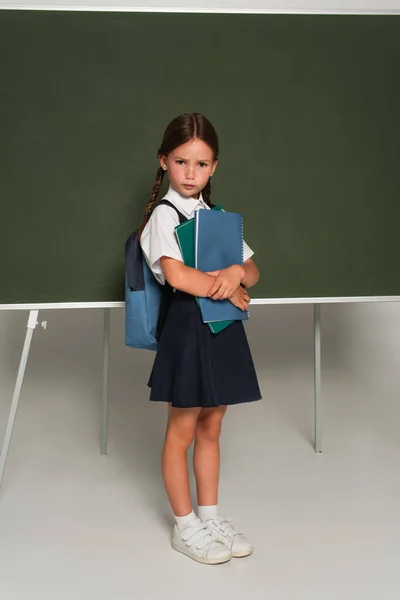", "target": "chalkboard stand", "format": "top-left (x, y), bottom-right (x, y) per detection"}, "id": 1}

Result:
top-left (101, 309), bottom-right (110, 456)
top-left (314, 304), bottom-right (322, 453)
top-left (0, 307), bottom-right (112, 490)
